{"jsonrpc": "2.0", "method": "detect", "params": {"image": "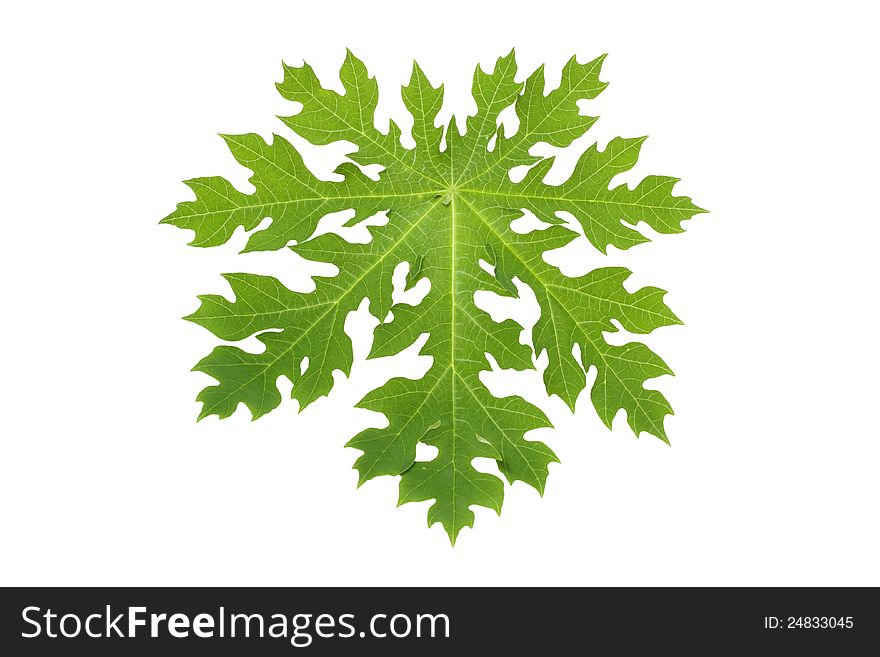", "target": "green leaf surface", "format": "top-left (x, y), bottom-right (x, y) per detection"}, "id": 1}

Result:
top-left (163, 50), bottom-right (705, 543)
